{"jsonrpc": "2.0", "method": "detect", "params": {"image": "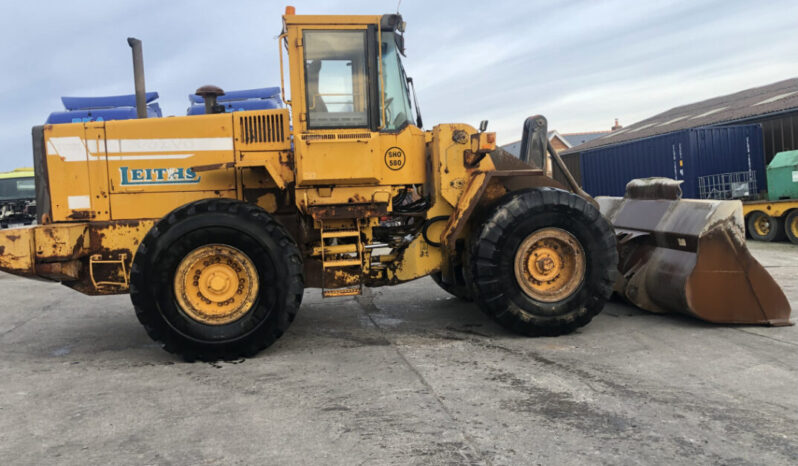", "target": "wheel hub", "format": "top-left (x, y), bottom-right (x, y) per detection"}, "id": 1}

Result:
top-left (514, 228), bottom-right (586, 303)
top-left (174, 244), bottom-right (259, 325)
top-left (754, 215), bottom-right (771, 236)
top-left (527, 247), bottom-right (563, 282)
